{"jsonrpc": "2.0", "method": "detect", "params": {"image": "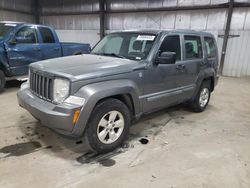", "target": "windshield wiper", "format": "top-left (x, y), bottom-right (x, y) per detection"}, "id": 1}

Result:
top-left (93, 52), bottom-right (126, 59)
